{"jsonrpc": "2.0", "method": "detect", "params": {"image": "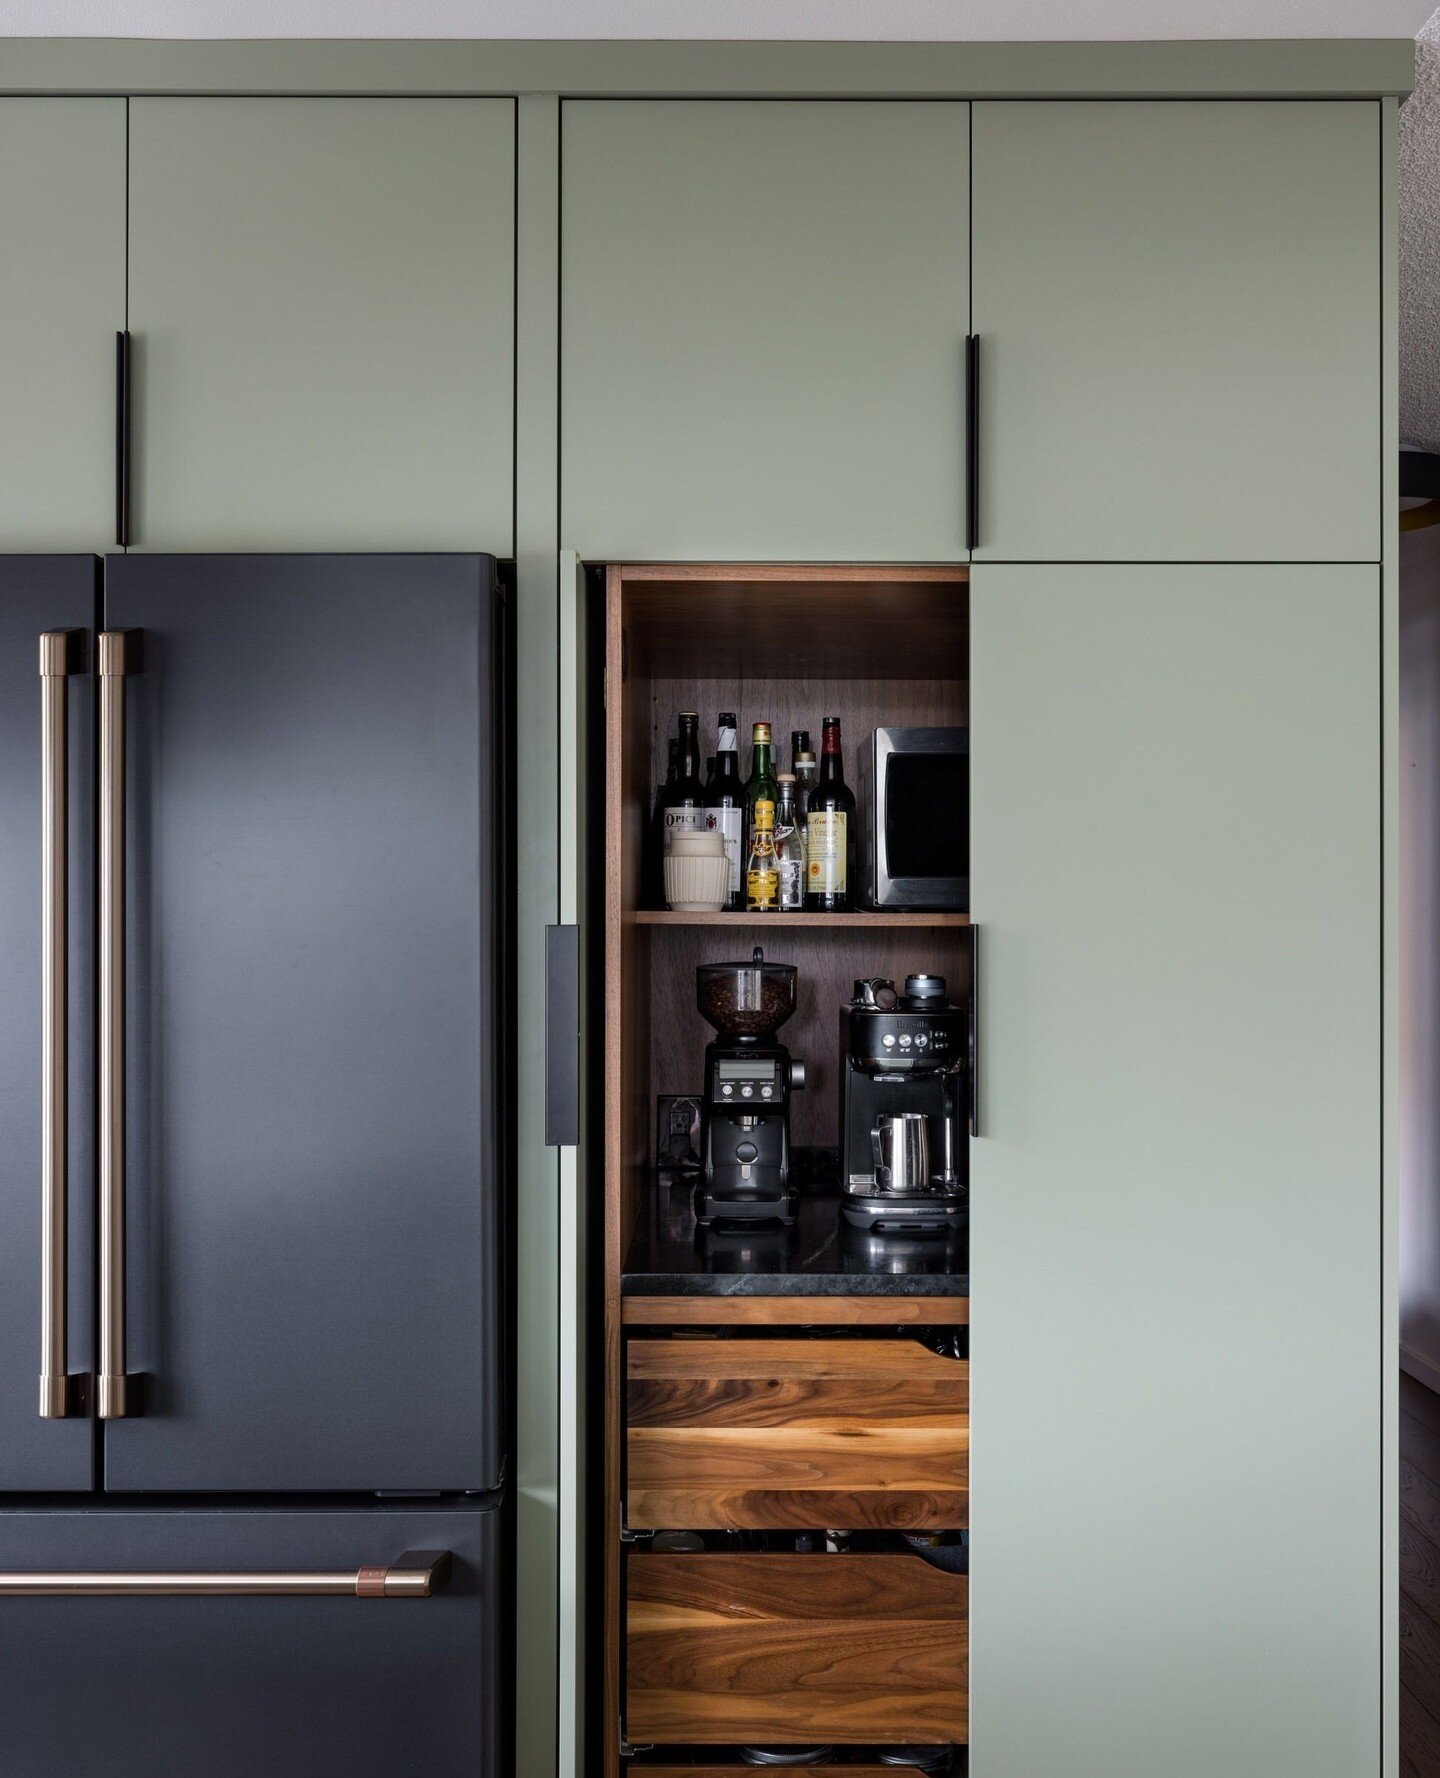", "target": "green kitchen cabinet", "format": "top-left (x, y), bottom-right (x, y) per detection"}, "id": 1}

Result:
top-left (969, 563), bottom-right (1380, 1777)
top-left (0, 99), bottom-right (126, 550)
top-left (126, 98), bottom-right (515, 552)
top-left (971, 102), bottom-right (1380, 562)
top-left (561, 100), bottom-right (970, 562)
